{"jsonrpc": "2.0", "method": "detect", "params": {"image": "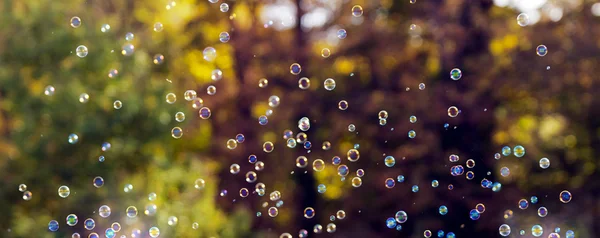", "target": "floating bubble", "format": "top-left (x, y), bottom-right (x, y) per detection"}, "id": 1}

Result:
top-left (314, 224), bottom-right (323, 233)
top-left (559, 190), bottom-right (572, 203)
top-left (268, 207), bottom-right (278, 217)
top-left (113, 100), bottom-right (122, 109)
top-left (324, 78), bottom-right (336, 91)
top-left (194, 178), bottom-right (206, 189)
top-left (439, 205), bottom-right (448, 215)
top-left (153, 54), bottom-right (165, 65)
top-left (219, 32), bottom-right (230, 43)
top-left (347, 149), bottom-right (360, 162)
top-left (517, 13), bottom-right (530, 27)
top-left (321, 48), bottom-right (331, 58)
top-left (175, 112), bottom-right (185, 122)
top-left (168, 216), bottom-right (178, 226)
top-left (447, 106), bottom-right (459, 117)
top-left (313, 159), bottom-right (325, 172)
top-left (101, 24), bottom-right (111, 33)
top-left (539, 158), bottom-right (550, 169)
top-left (348, 124), bottom-right (356, 132)
top-left (411, 185), bottom-right (419, 192)
top-left (466, 159), bottom-right (475, 168)
top-left (126, 206), bottom-right (138, 218)
top-left (337, 29), bottom-right (347, 39)
top-left (466, 171), bottom-right (475, 180)
top-left (246, 171), bottom-right (258, 183)
top-left (48, 220), bottom-right (59, 232)
top-left (322, 141), bottom-right (331, 150)
top-left (44, 85), bottom-right (55, 96)
top-left (58, 185), bottom-right (70, 198)
top-left (518, 199), bottom-right (529, 209)
top-left (449, 154), bottom-right (459, 162)
top-left (199, 107), bottom-right (212, 119)
top-left (395, 211), bottom-right (408, 223)
top-left (501, 146), bottom-right (511, 156)
top-left (304, 207), bottom-right (315, 218)
top-left (536, 45), bottom-right (548, 56)
top-left (70, 16), bottom-right (81, 28)
top-left (111, 222), bottom-right (121, 232)
top-left (384, 156), bottom-right (396, 167)
top-left (296, 156), bottom-right (308, 168)
top-left (121, 43), bottom-right (135, 56)
top-left (500, 167), bottom-right (510, 177)
top-left (227, 139), bottom-right (238, 150)
top-left (537, 207), bottom-right (548, 217)
top-left (385, 178), bottom-right (395, 188)
top-left (259, 78), bottom-right (269, 88)
top-left (450, 68), bottom-right (462, 80)
top-left (317, 184), bottom-right (327, 193)
top-left (207, 85), bottom-right (217, 95)
top-left (99, 205), bottom-right (111, 218)
top-left (268, 95), bottom-right (281, 107)
top-left (125, 32), bottom-right (134, 41)
top-left (93, 176), bottom-right (104, 188)
top-left (499, 224), bottom-right (511, 236)
top-left (513, 145), bottom-right (525, 157)
top-left (236, 134), bottom-right (245, 143)
top-left (239, 188), bottom-right (249, 197)
top-left (171, 127), bottom-right (183, 139)
top-left (410, 0), bottom-right (416, 3)
top-left (476, 203), bottom-right (486, 213)
top-left (352, 5), bottom-right (363, 17)
top-left (326, 223), bottom-right (336, 233)
top-left (531, 225), bottom-right (543, 237)
top-left (503, 209), bottom-right (513, 219)
top-left (83, 218), bottom-right (95, 230)
top-left (74, 45), bottom-right (90, 59)
top-left (336, 210), bottom-right (346, 220)
top-left (145, 204), bottom-right (157, 216)
top-left (386, 217), bottom-right (397, 229)
top-left (211, 69), bottom-right (223, 81)
top-left (153, 22), bottom-right (163, 32)
top-left (149, 227), bottom-right (160, 238)
top-left (431, 180), bottom-right (439, 187)
top-left (494, 153), bottom-right (501, 160)
top-left (531, 196), bottom-right (538, 204)
top-left (203, 47), bottom-right (217, 61)
top-left (338, 100), bottom-right (348, 110)
top-left (68, 133), bottom-right (79, 144)
top-left (220, 3), bottom-right (229, 12)
top-left (351, 177), bottom-right (362, 187)
top-left (230, 163), bottom-right (241, 174)
top-left (408, 130), bottom-right (416, 138)
top-left (66, 214), bottom-right (78, 226)
top-left (469, 209), bottom-right (480, 220)
top-left (298, 117), bottom-right (310, 131)
top-left (22, 191), bottom-right (32, 200)
top-left (290, 63), bottom-right (302, 75)
top-left (566, 230), bottom-right (575, 238)
top-left (18, 184), bottom-right (27, 192)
